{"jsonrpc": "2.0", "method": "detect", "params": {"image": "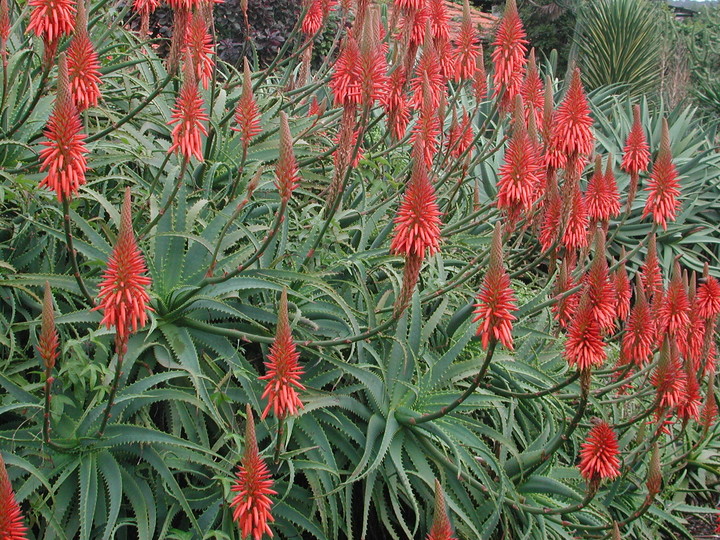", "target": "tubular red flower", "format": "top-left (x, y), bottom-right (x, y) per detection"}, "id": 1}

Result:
top-left (473, 224), bottom-right (517, 350)
top-left (552, 258), bottom-right (579, 329)
top-left (657, 264), bottom-right (690, 340)
top-left (678, 366), bottom-right (701, 422)
top-left (561, 185), bottom-right (589, 250)
top-left (66, 1), bottom-right (100, 111)
top-left (520, 49), bottom-right (543, 127)
top-left (497, 107), bottom-right (538, 212)
top-left (551, 68), bottom-right (594, 159)
top-left (259, 289), bottom-right (305, 419)
top-left (302, 0), bottom-right (331, 36)
top-left (701, 378), bottom-right (717, 429)
top-left (0, 0), bottom-right (10, 55)
top-left (183, 10), bottom-right (215, 90)
top-left (640, 233), bottom-right (662, 301)
top-left (410, 75), bottom-right (441, 169)
top-left (564, 291), bottom-right (606, 371)
top-left (39, 53), bottom-right (88, 201)
top-left (643, 118), bottom-right (681, 230)
top-left (579, 421), bottom-right (620, 481)
top-left (275, 111), bottom-right (299, 201)
top-left (95, 188), bottom-right (152, 340)
top-left (409, 38), bottom-right (444, 110)
top-left (621, 278), bottom-right (656, 366)
top-left (652, 339), bottom-right (687, 410)
top-left (27, 0), bottom-right (76, 43)
top-left (585, 231), bottom-right (616, 331)
top-left (426, 0), bottom-right (449, 43)
top-left (232, 58), bottom-right (261, 150)
top-left (390, 160), bottom-right (442, 258)
top-left (230, 405), bottom-right (277, 540)
top-left (491, 0), bottom-right (527, 109)
top-left (472, 47), bottom-right (487, 103)
top-left (168, 61), bottom-right (208, 162)
top-left (426, 479), bottom-right (457, 540)
top-left (0, 454), bottom-right (27, 540)
top-left (621, 104), bottom-right (650, 176)
top-left (330, 35), bottom-right (362, 107)
top-left (38, 281), bottom-right (59, 371)
top-left (133, 0), bottom-right (160, 35)
top-left (539, 174), bottom-right (561, 251)
top-left (452, 0), bottom-right (479, 81)
top-left (586, 156), bottom-right (620, 222)
top-left (697, 274), bottom-right (720, 320)
top-left (613, 256), bottom-right (631, 322)
top-left (446, 111), bottom-right (473, 159)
